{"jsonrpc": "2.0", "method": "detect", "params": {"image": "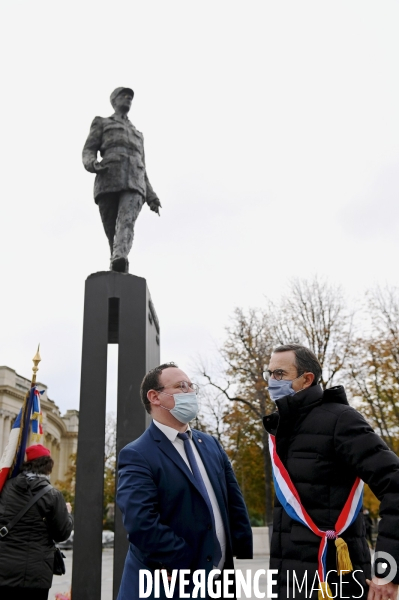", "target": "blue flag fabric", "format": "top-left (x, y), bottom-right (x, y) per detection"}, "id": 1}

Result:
top-left (11, 386), bottom-right (36, 477)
